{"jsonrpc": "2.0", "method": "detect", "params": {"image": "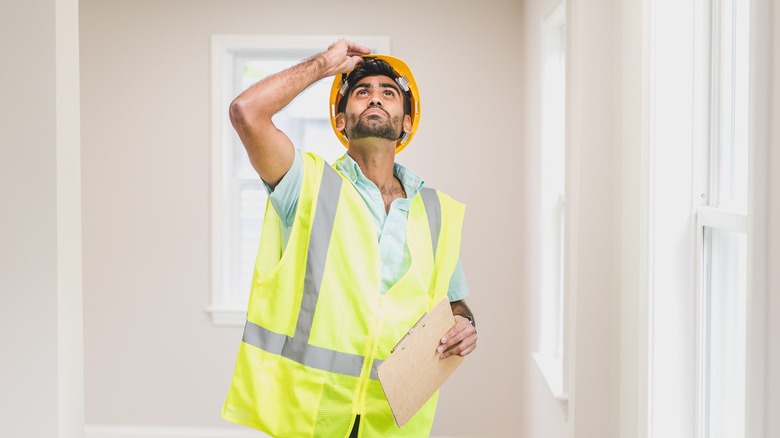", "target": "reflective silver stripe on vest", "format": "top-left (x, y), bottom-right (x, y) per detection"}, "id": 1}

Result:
top-left (371, 358), bottom-right (383, 380)
top-left (243, 320), bottom-right (367, 377)
top-left (288, 163), bottom-right (342, 353)
top-left (419, 187), bottom-right (441, 257)
top-left (242, 166), bottom-right (443, 380)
